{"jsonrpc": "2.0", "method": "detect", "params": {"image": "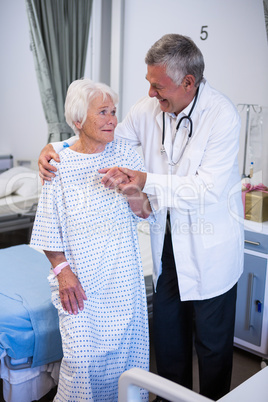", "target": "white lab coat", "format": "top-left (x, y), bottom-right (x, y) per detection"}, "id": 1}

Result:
top-left (115, 79), bottom-right (244, 301)
top-left (54, 80), bottom-right (244, 301)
